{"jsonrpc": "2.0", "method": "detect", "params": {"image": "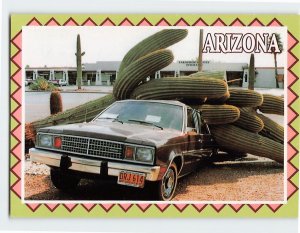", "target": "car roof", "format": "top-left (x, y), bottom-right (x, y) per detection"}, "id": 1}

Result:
top-left (116, 99), bottom-right (186, 107)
